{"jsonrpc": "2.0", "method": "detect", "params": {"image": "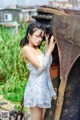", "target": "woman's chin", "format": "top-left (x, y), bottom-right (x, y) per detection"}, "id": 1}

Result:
top-left (35, 43), bottom-right (40, 47)
top-left (33, 44), bottom-right (39, 48)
